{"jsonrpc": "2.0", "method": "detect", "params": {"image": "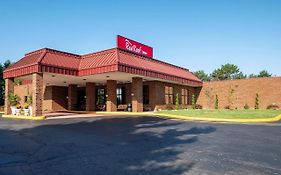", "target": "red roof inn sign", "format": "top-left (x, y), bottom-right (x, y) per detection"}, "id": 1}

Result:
top-left (117, 35), bottom-right (153, 58)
